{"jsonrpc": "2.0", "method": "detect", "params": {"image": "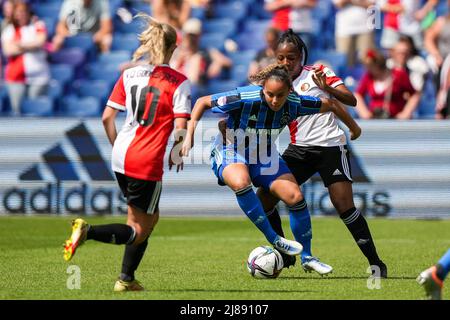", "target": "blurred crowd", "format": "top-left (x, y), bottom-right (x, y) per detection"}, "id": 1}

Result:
top-left (0, 0), bottom-right (449, 119)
